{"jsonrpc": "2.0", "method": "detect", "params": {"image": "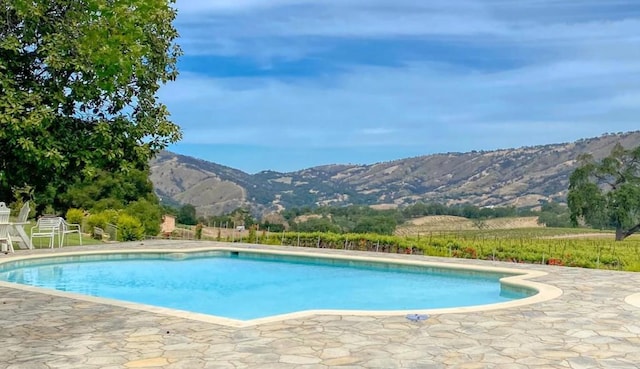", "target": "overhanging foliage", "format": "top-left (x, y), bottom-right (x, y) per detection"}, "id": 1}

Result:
top-left (0, 0), bottom-right (182, 211)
